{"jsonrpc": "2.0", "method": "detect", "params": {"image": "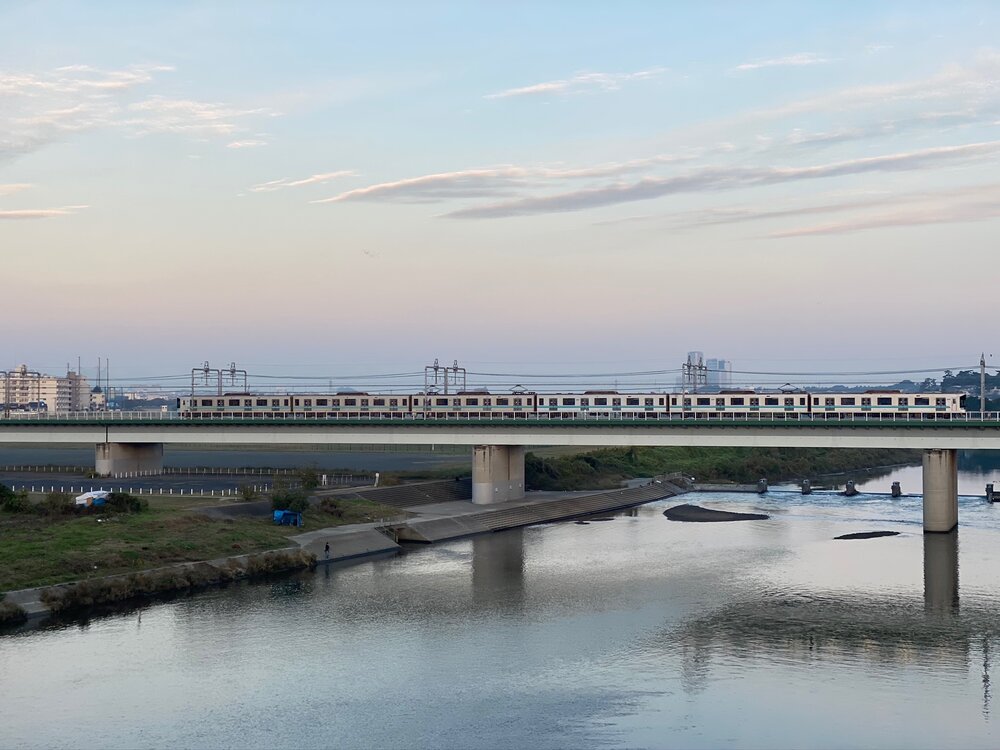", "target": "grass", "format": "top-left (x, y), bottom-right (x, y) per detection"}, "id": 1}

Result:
top-left (0, 493), bottom-right (404, 592)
